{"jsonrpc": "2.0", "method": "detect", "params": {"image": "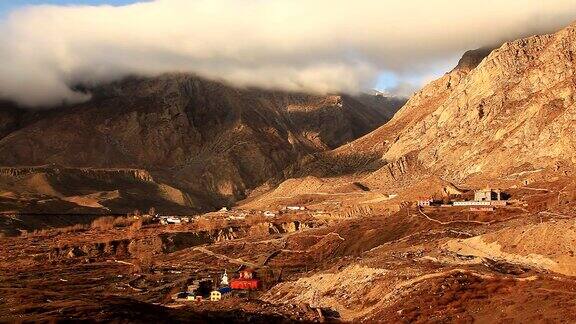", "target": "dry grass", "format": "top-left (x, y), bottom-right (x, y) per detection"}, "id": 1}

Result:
top-left (127, 219), bottom-right (143, 237)
top-left (18, 216), bottom-right (142, 238)
top-left (90, 216), bottom-right (116, 230)
top-left (90, 216), bottom-right (136, 230)
top-left (23, 224), bottom-right (88, 237)
top-left (245, 214), bottom-right (268, 226)
top-left (400, 274), bottom-right (515, 322)
top-left (128, 237), bottom-right (162, 274)
top-left (195, 217), bottom-right (228, 231)
top-left (113, 217), bottom-right (136, 227)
